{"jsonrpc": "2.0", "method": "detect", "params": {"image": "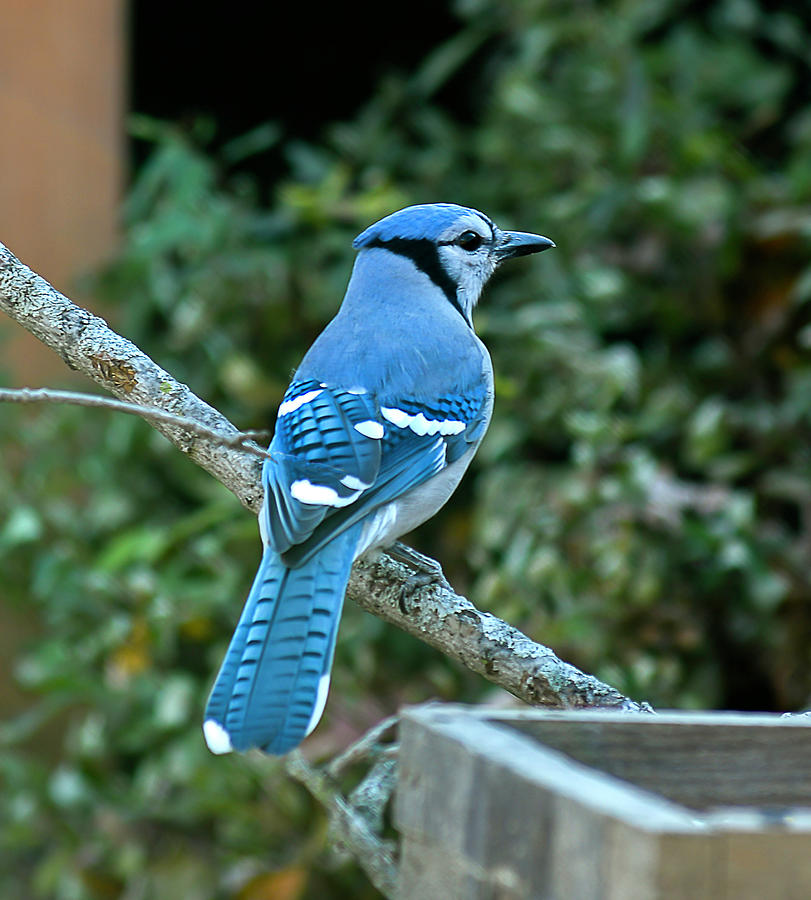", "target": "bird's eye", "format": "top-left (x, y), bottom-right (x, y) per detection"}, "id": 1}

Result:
top-left (457, 230), bottom-right (484, 252)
